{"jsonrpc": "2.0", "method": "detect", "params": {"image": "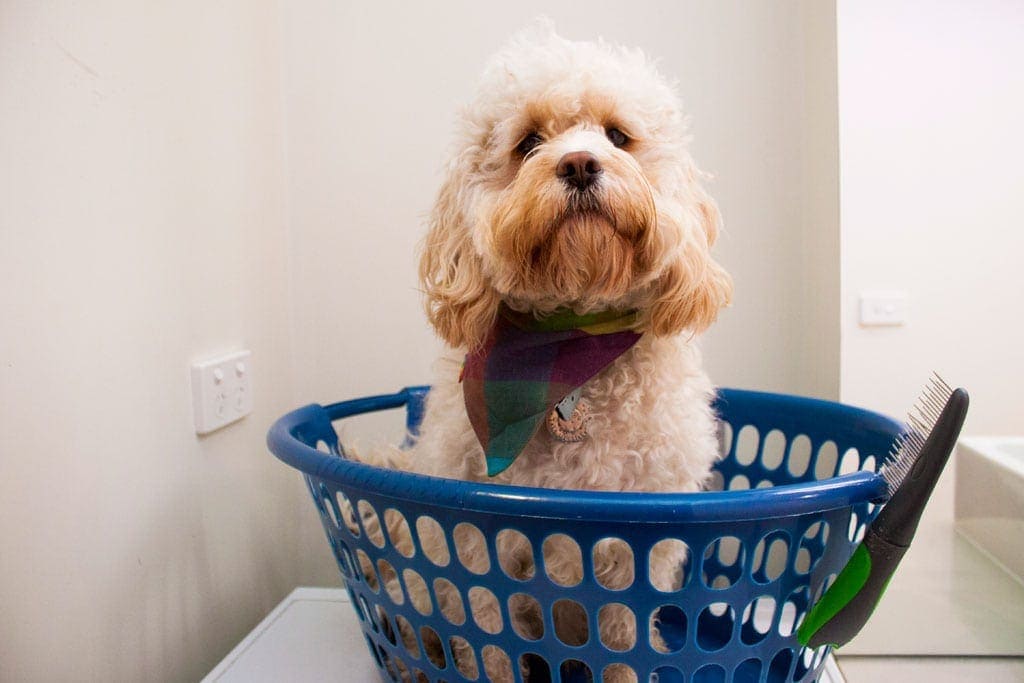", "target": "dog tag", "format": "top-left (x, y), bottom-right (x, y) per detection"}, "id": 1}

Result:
top-left (555, 388), bottom-right (582, 420)
top-left (548, 391), bottom-right (589, 443)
